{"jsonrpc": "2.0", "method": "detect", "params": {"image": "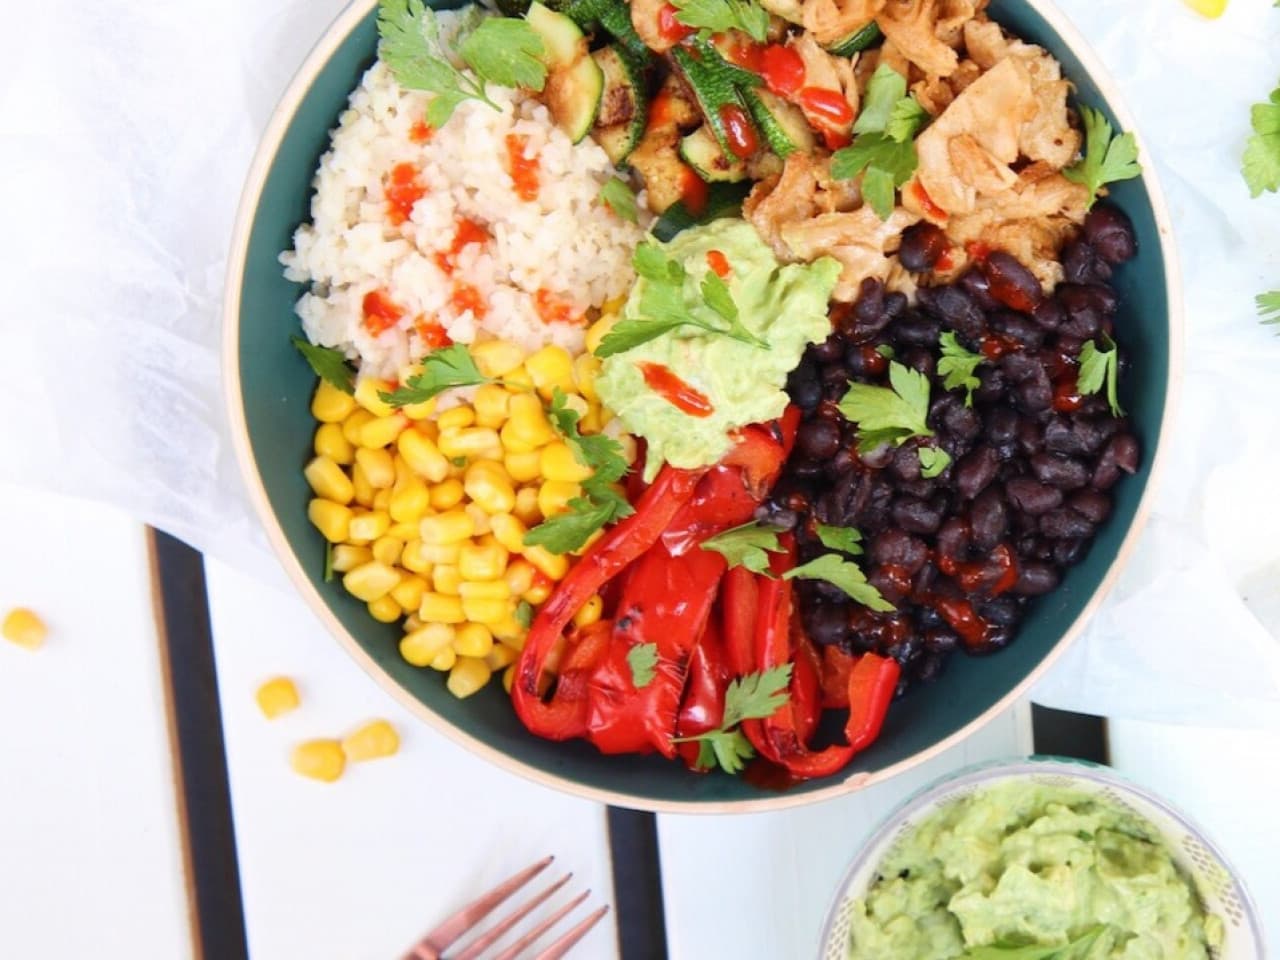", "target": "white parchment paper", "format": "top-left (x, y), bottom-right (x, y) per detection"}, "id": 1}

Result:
top-left (2, 0), bottom-right (1278, 723)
